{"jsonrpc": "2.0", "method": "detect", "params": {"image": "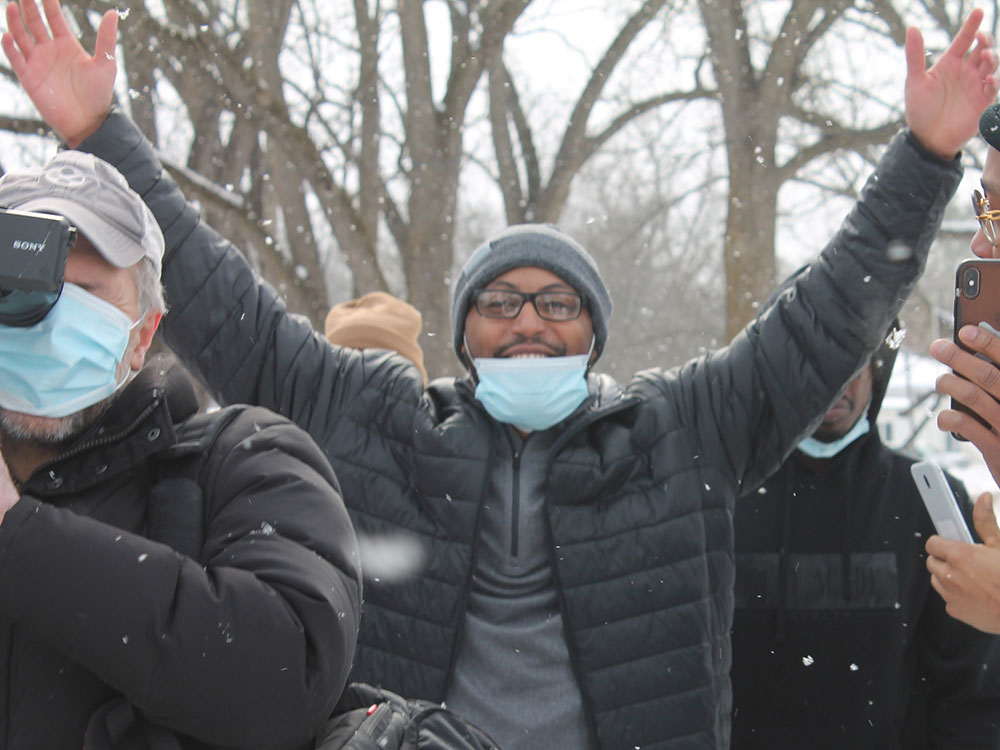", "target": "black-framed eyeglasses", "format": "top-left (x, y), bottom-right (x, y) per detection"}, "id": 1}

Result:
top-left (973, 187), bottom-right (1000, 245)
top-left (473, 288), bottom-right (584, 321)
